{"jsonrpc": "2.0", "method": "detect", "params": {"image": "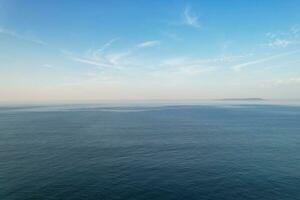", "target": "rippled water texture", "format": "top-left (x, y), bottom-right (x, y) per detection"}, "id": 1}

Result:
top-left (1, 103), bottom-right (300, 200)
